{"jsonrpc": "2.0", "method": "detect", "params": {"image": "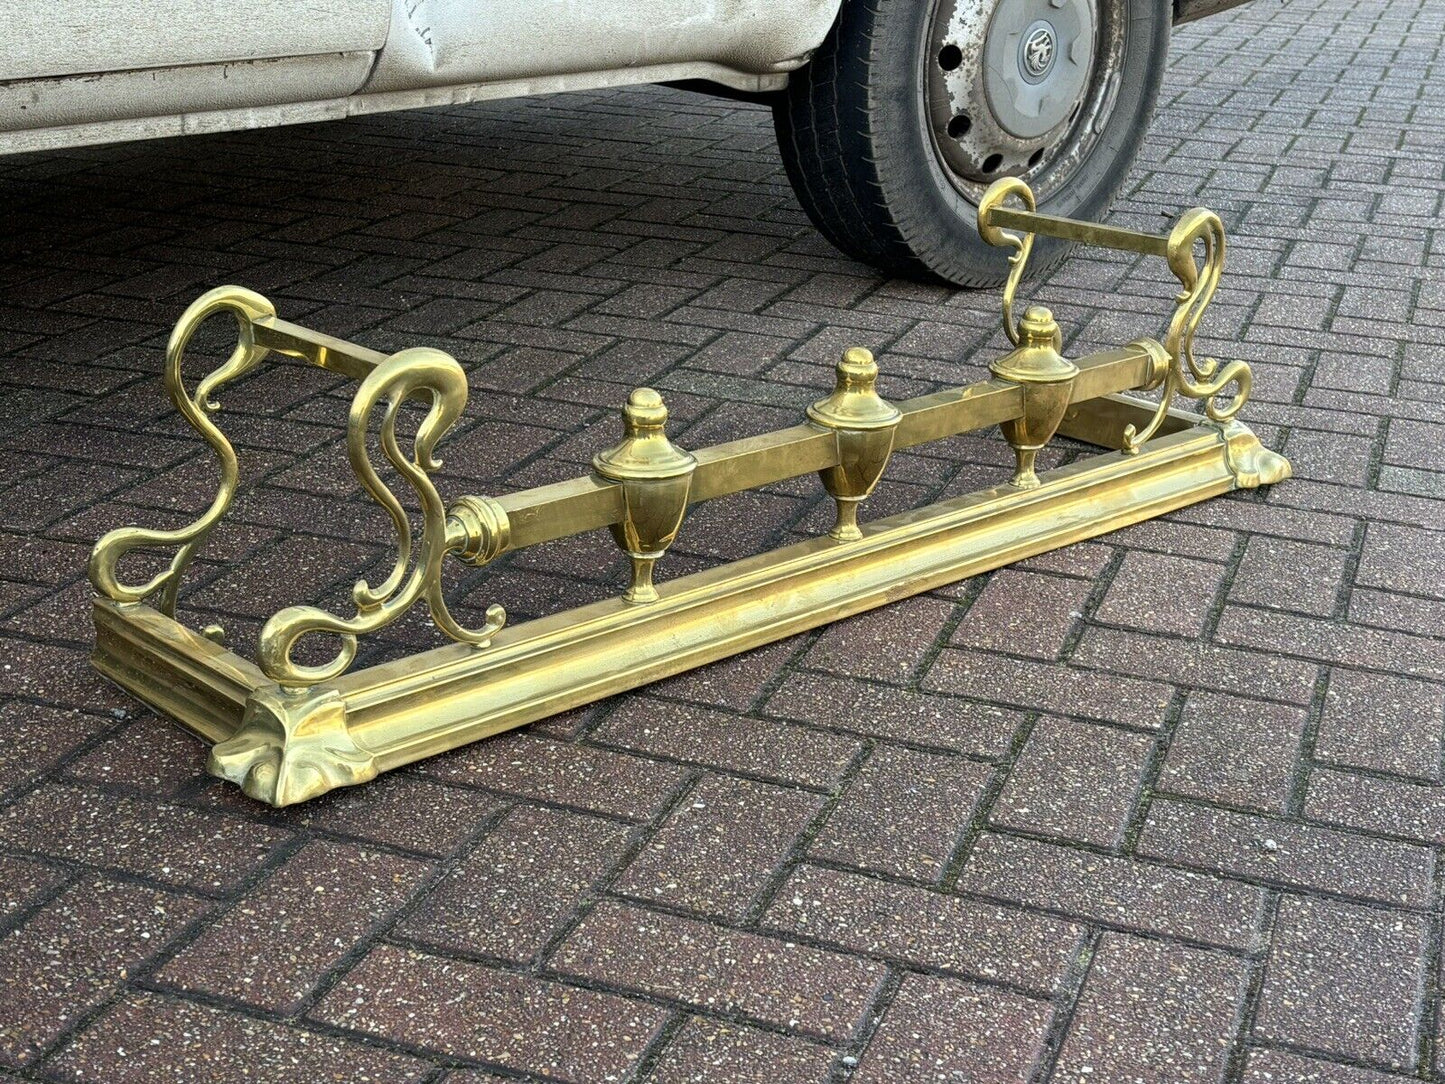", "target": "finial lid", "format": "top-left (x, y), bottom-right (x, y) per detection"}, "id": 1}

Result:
top-left (593, 387), bottom-right (696, 481)
top-left (990, 306), bottom-right (1078, 384)
top-left (1018, 306), bottom-right (1060, 347)
top-left (808, 348), bottom-right (902, 432)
